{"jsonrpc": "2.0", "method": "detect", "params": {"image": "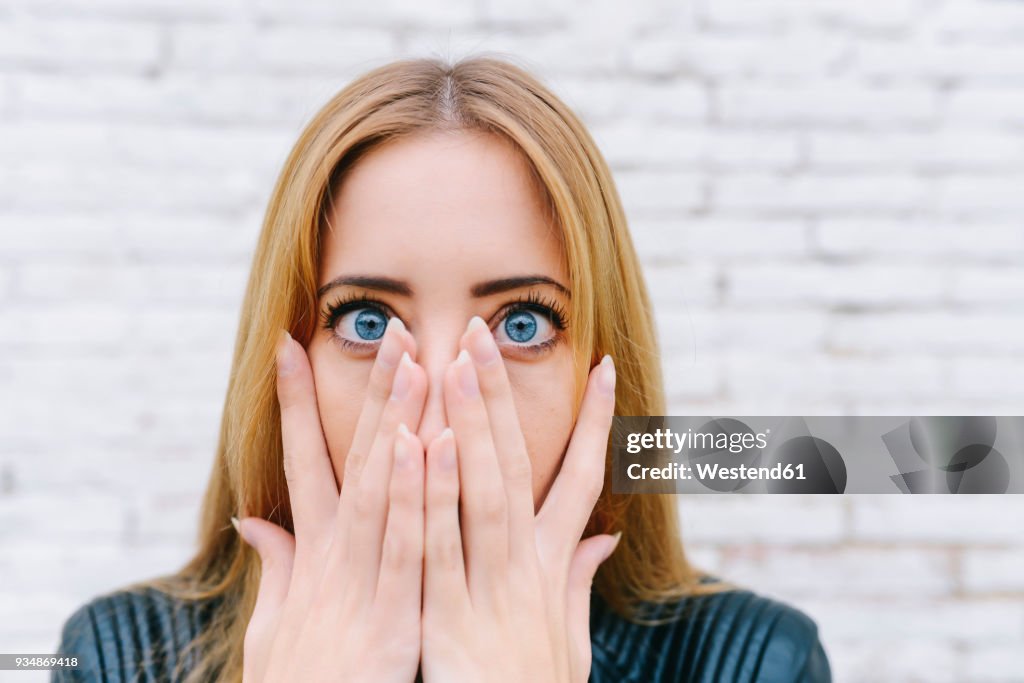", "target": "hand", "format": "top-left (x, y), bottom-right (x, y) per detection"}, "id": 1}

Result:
top-left (420, 316), bottom-right (621, 683)
top-left (235, 320), bottom-right (428, 682)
